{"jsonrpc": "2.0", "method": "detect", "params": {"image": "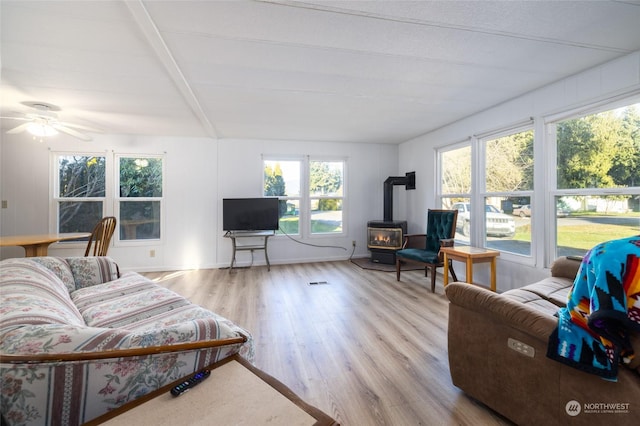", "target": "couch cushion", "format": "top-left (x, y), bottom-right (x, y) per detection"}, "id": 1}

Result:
top-left (77, 281), bottom-right (191, 328)
top-left (0, 258), bottom-right (83, 328)
top-left (519, 277), bottom-right (573, 307)
top-left (71, 272), bottom-right (159, 310)
top-left (30, 256), bottom-right (76, 292)
top-left (501, 288), bottom-right (561, 317)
